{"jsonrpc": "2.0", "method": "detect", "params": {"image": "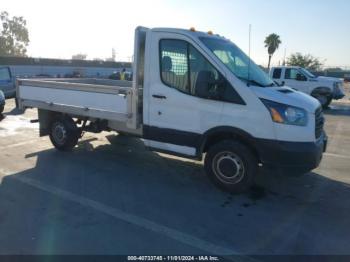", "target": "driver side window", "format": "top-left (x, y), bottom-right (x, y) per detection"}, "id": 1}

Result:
top-left (188, 45), bottom-right (220, 99)
top-left (159, 39), bottom-right (244, 104)
top-left (285, 68), bottom-right (299, 80)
